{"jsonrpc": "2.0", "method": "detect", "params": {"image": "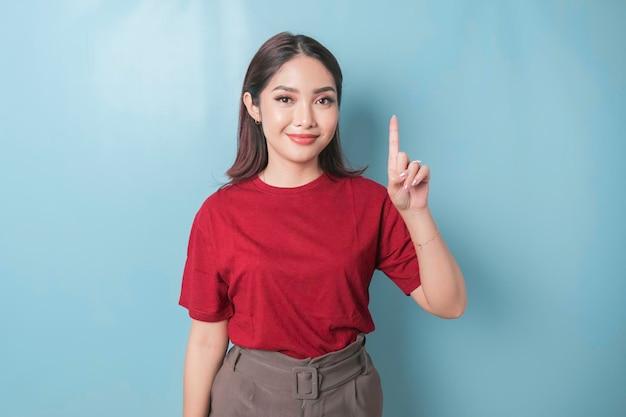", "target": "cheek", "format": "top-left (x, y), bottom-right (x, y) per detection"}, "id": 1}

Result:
top-left (263, 107), bottom-right (291, 129)
top-left (322, 112), bottom-right (339, 135)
